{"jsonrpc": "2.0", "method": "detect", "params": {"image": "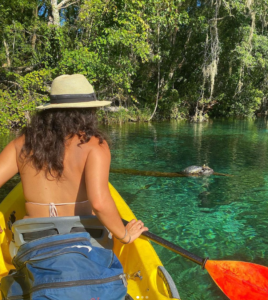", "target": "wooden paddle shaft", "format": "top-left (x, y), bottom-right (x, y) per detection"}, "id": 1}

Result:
top-left (122, 219), bottom-right (208, 267)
